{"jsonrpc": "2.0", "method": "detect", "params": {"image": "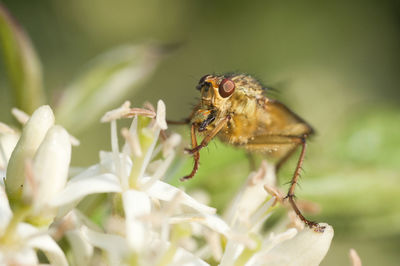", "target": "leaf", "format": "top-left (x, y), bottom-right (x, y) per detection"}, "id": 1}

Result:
top-left (0, 4), bottom-right (45, 113)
